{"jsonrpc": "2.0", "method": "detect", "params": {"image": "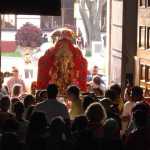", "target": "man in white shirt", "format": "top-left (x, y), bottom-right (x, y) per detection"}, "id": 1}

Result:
top-left (35, 84), bottom-right (70, 123)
